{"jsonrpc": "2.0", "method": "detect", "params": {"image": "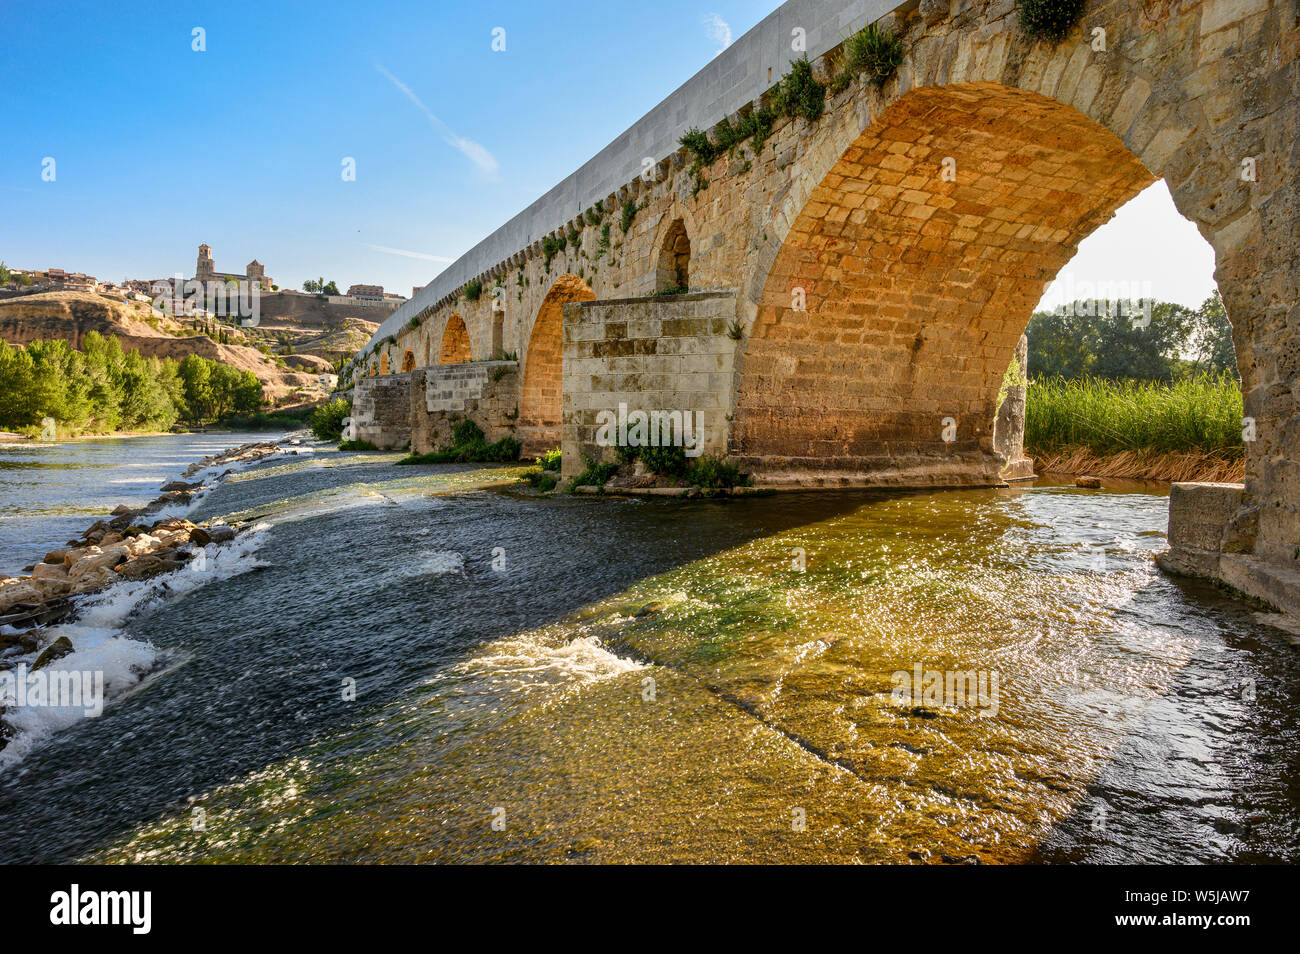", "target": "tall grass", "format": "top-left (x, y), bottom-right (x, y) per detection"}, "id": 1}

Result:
top-left (1026, 374), bottom-right (1243, 458)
